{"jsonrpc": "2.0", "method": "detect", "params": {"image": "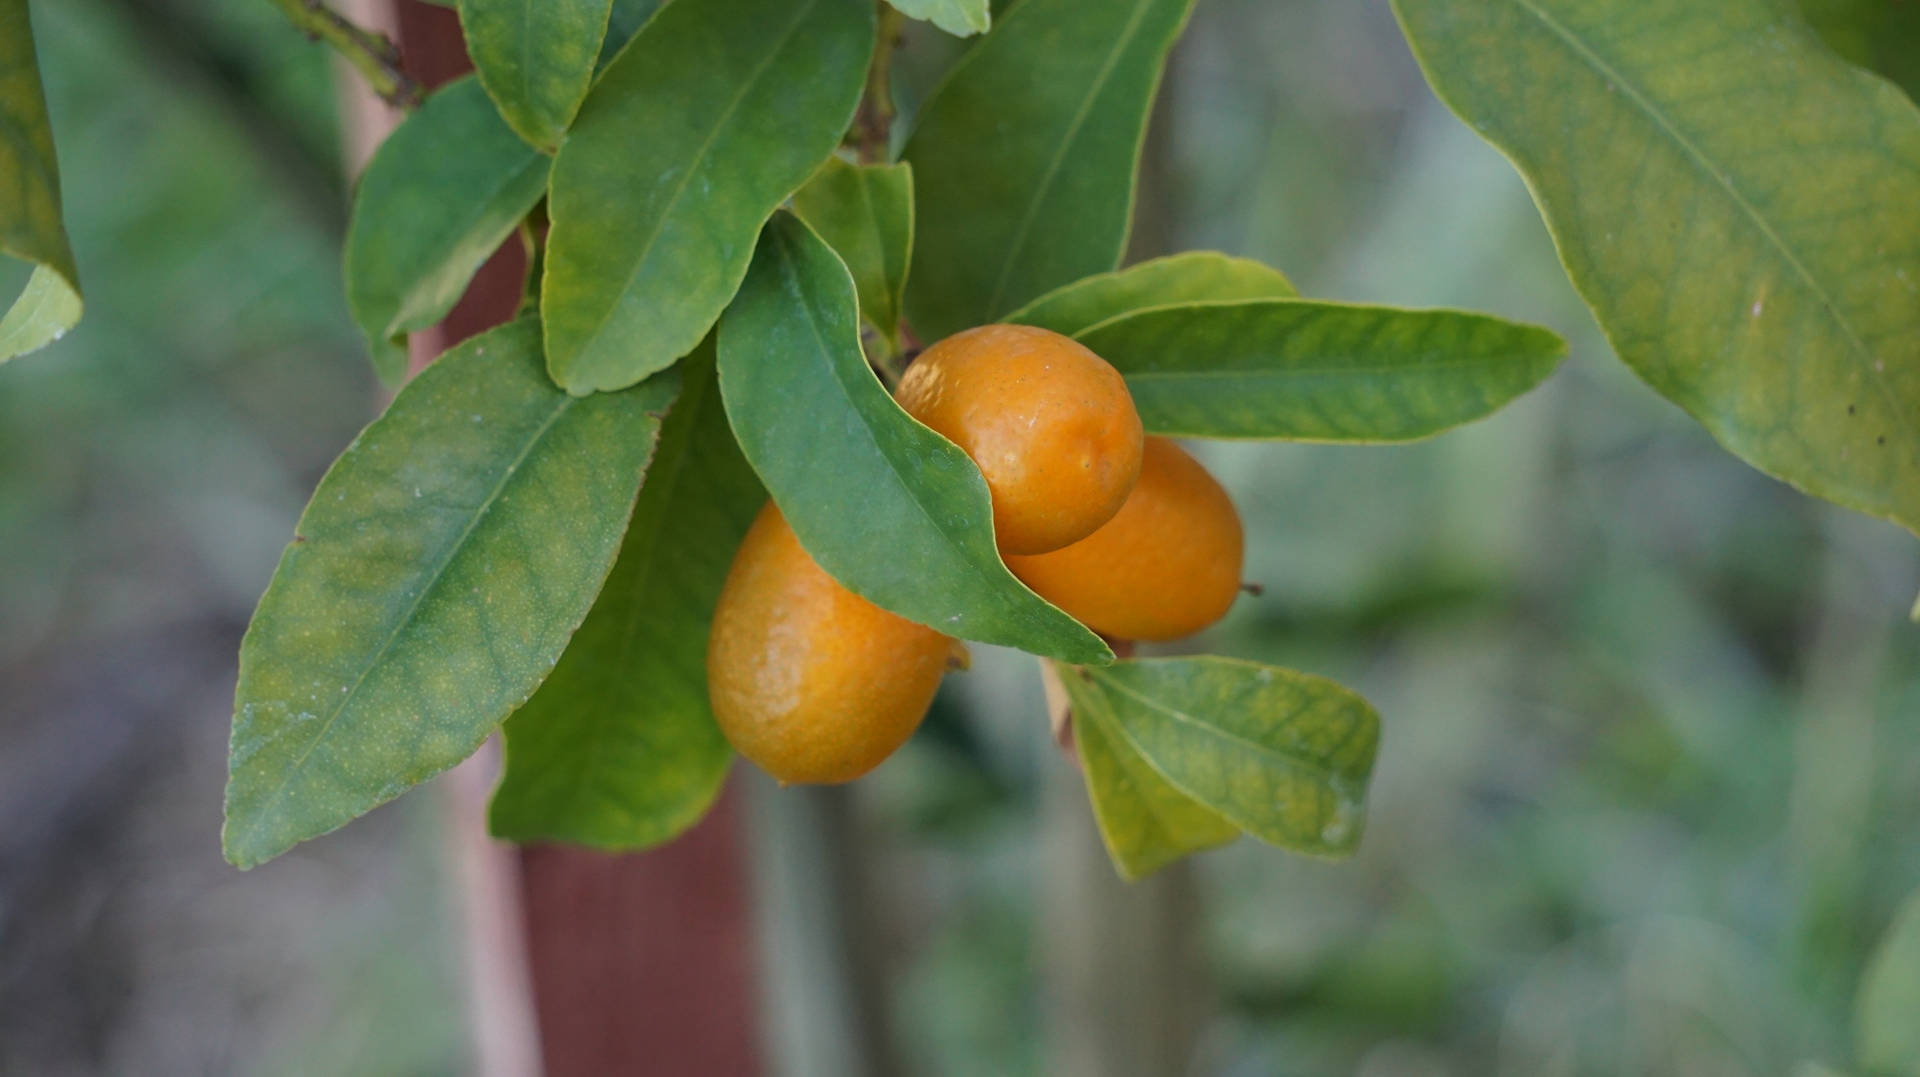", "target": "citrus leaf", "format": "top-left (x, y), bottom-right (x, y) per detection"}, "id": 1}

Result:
top-left (1799, 0), bottom-right (1920, 104)
top-left (1073, 299), bottom-right (1565, 441)
top-left (1076, 657), bottom-right (1379, 858)
top-left (0, 0), bottom-right (81, 362)
top-left (889, 0), bottom-right (990, 37)
top-left (902, 0), bottom-right (1197, 342)
top-left (791, 157), bottom-right (914, 351)
top-left (1394, 0), bottom-right (1920, 541)
top-left (542, 0), bottom-right (873, 393)
top-left (490, 341), bottom-right (759, 849)
top-left (344, 77), bottom-right (548, 385)
top-left (597, 0), bottom-right (661, 69)
top-left (458, 0), bottom-right (614, 151)
top-left (1057, 661), bottom-right (1238, 879)
top-left (717, 214), bottom-right (1111, 664)
top-left (1858, 887), bottom-right (1920, 1073)
top-left (1005, 250), bottom-right (1295, 337)
top-left (223, 319), bottom-right (676, 869)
